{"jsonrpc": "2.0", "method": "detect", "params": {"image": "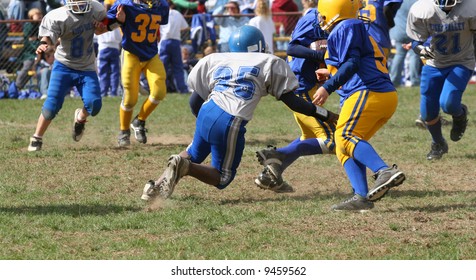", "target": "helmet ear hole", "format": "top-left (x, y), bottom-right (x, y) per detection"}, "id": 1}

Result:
top-left (228, 25), bottom-right (267, 53)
